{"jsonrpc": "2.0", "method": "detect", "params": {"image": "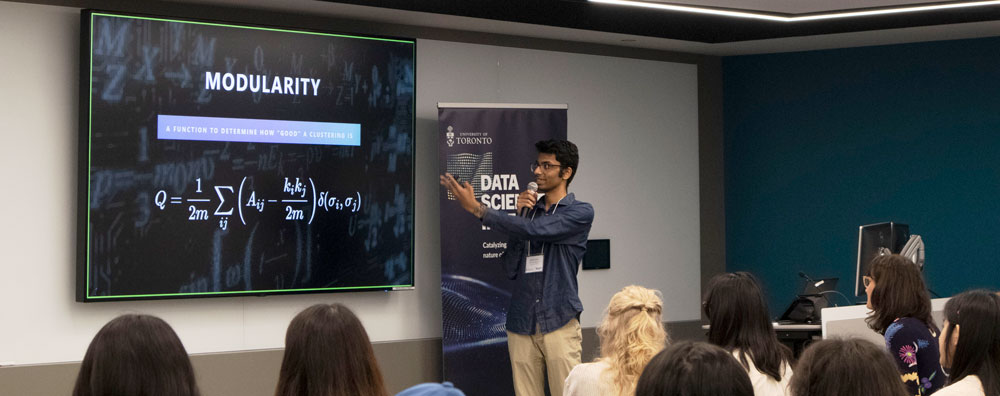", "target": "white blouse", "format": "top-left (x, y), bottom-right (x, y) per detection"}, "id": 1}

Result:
top-left (731, 349), bottom-right (793, 396)
top-left (563, 361), bottom-right (616, 396)
top-left (933, 375), bottom-right (985, 396)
